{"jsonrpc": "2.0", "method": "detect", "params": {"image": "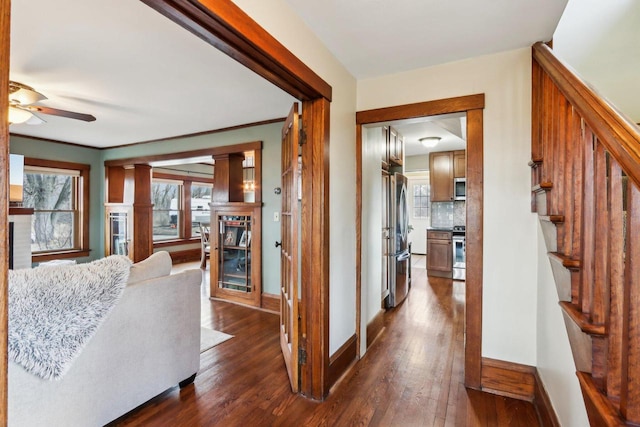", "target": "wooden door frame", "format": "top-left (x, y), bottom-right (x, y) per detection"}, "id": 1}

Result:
top-left (0, 2), bottom-right (333, 421)
top-left (138, 0), bottom-right (333, 402)
top-left (355, 94), bottom-right (485, 388)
